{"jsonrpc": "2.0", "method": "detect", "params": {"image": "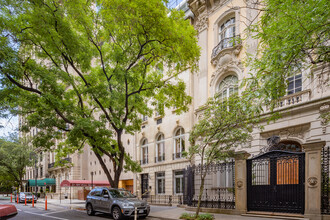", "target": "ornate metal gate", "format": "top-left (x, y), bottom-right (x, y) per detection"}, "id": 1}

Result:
top-left (247, 150), bottom-right (305, 214)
